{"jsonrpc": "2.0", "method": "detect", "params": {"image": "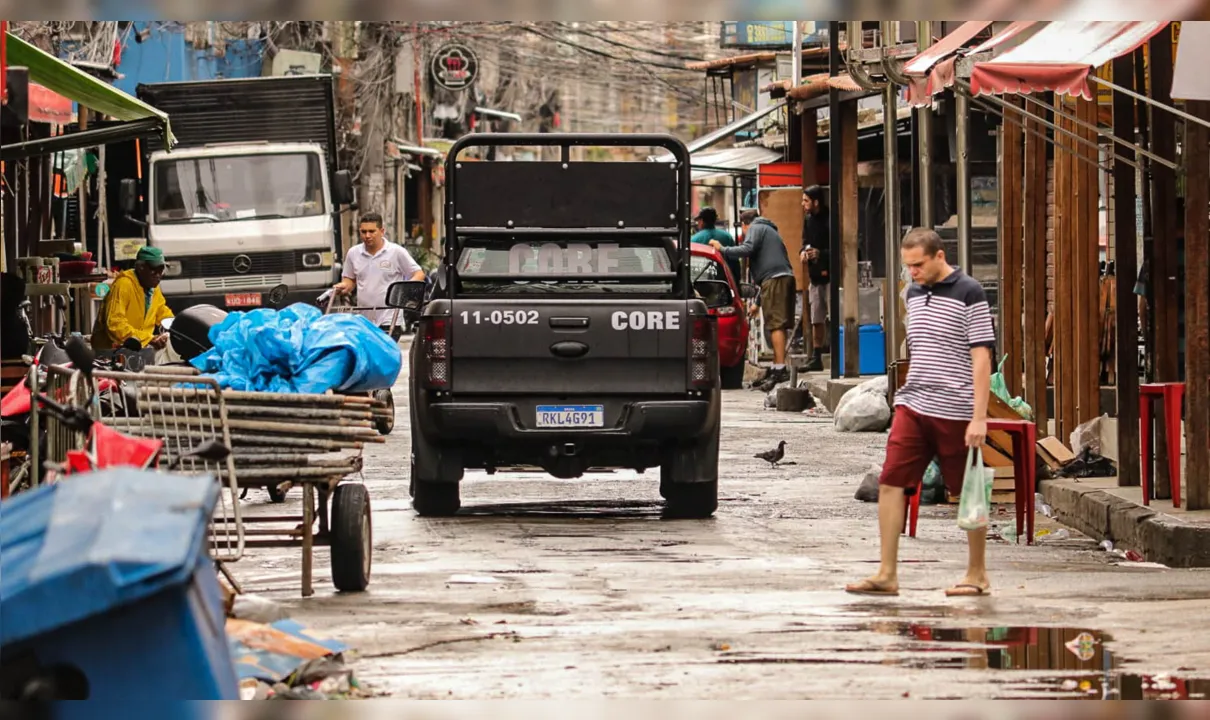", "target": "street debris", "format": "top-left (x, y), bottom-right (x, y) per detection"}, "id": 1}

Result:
top-left (833, 376), bottom-right (891, 433)
top-left (855, 464), bottom-right (881, 502)
top-left (1056, 446), bottom-right (1117, 478)
top-left (1035, 528), bottom-right (1071, 543)
top-left (446, 574), bottom-right (503, 585)
top-left (1069, 414), bottom-right (1109, 456)
top-left (226, 616), bottom-right (364, 700)
top-left (231, 594), bottom-right (290, 624)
